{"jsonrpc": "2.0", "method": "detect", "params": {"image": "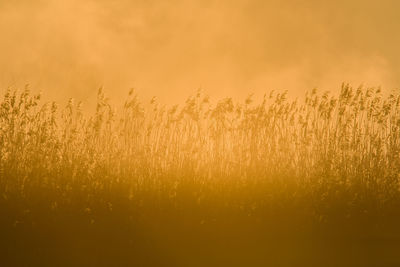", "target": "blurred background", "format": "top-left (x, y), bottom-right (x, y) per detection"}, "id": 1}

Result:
top-left (0, 0), bottom-right (399, 107)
